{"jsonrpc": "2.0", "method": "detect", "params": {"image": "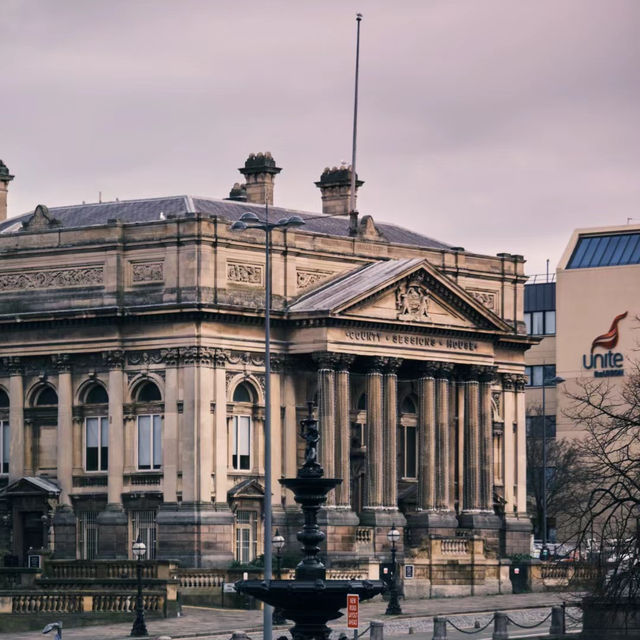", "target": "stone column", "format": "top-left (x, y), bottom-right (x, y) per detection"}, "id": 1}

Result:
top-left (53, 355), bottom-right (77, 558)
top-left (95, 350), bottom-right (127, 559)
top-left (335, 355), bottom-right (354, 508)
top-left (418, 364), bottom-right (436, 511)
top-left (54, 355), bottom-right (73, 507)
top-left (282, 361), bottom-right (298, 508)
top-left (314, 352), bottom-right (337, 505)
top-left (382, 358), bottom-right (402, 508)
top-left (364, 357), bottom-right (385, 509)
top-left (435, 364), bottom-right (454, 510)
top-left (462, 368), bottom-right (480, 513)
top-left (501, 374), bottom-right (516, 511)
top-left (448, 377), bottom-right (458, 512)
top-left (478, 367), bottom-right (496, 512)
top-left (7, 358), bottom-right (24, 483)
top-left (515, 375), bottom-right (528, 515)
top-left (162, 348), bottom-right (179, 504)
top-left (270, 354), bottom-right (284, 507)
top-left (212, 350), bottom-right (228, 509)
